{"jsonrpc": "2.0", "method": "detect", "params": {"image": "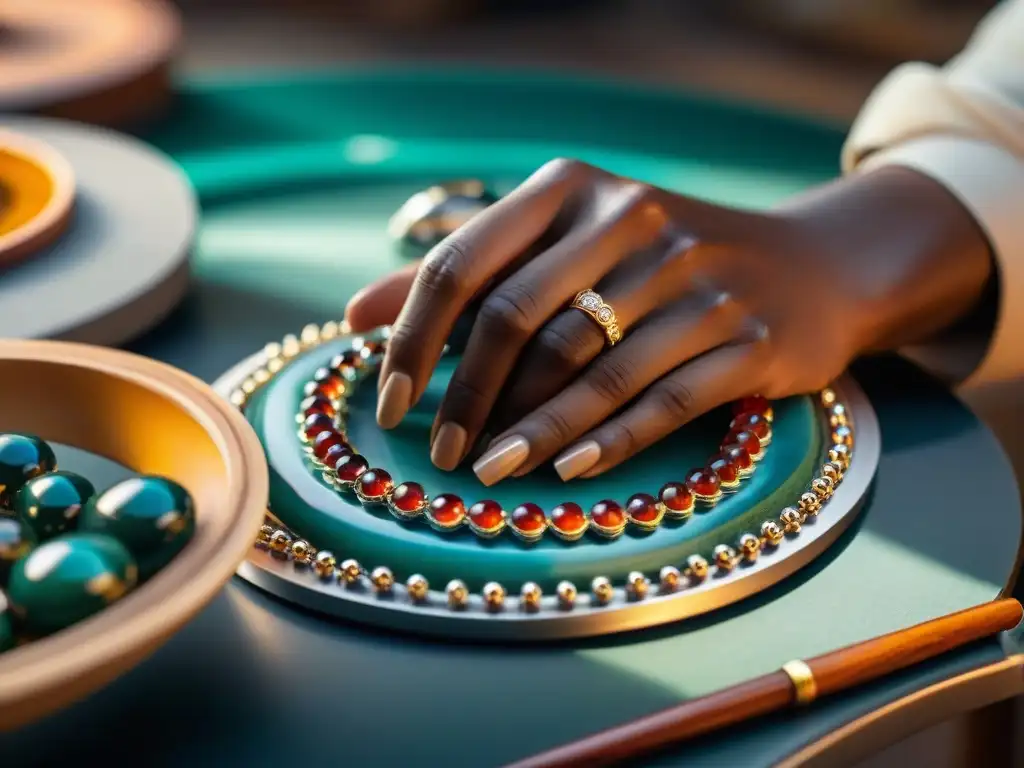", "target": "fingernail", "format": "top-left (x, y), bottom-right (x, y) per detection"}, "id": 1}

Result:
top-left (431, 422), bottom-right (468, 471)
top-left (472, 435), bottom-right (530, 486)
top-left (554, 441), bottom-right (601, 481)
top-left (377, 372), bottom-right (412, 429)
